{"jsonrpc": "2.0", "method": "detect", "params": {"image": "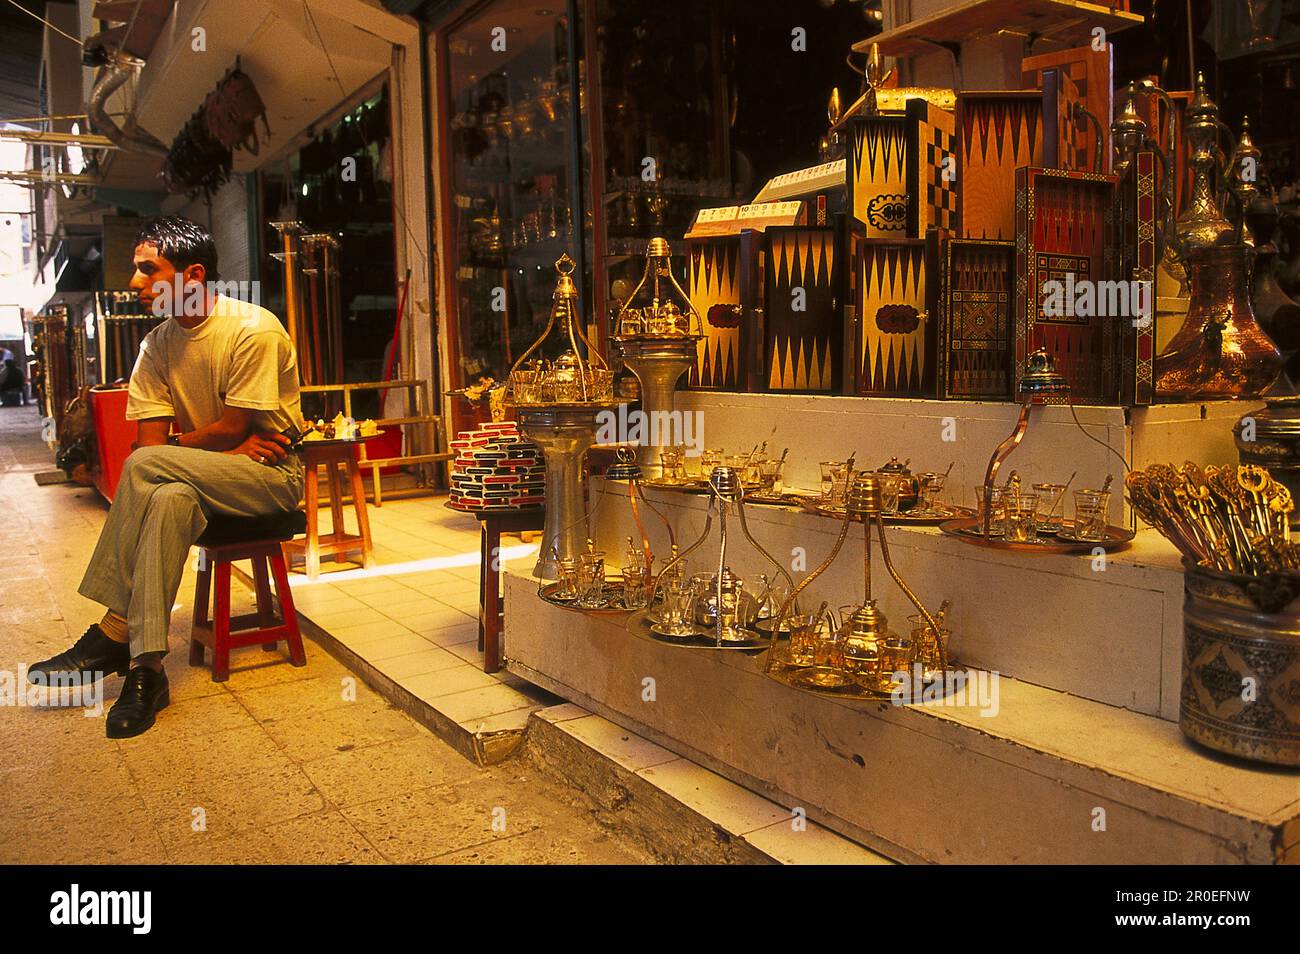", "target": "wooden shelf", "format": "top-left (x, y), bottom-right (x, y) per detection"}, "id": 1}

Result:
top-left (853, 0), bottom-right (1143, 59)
